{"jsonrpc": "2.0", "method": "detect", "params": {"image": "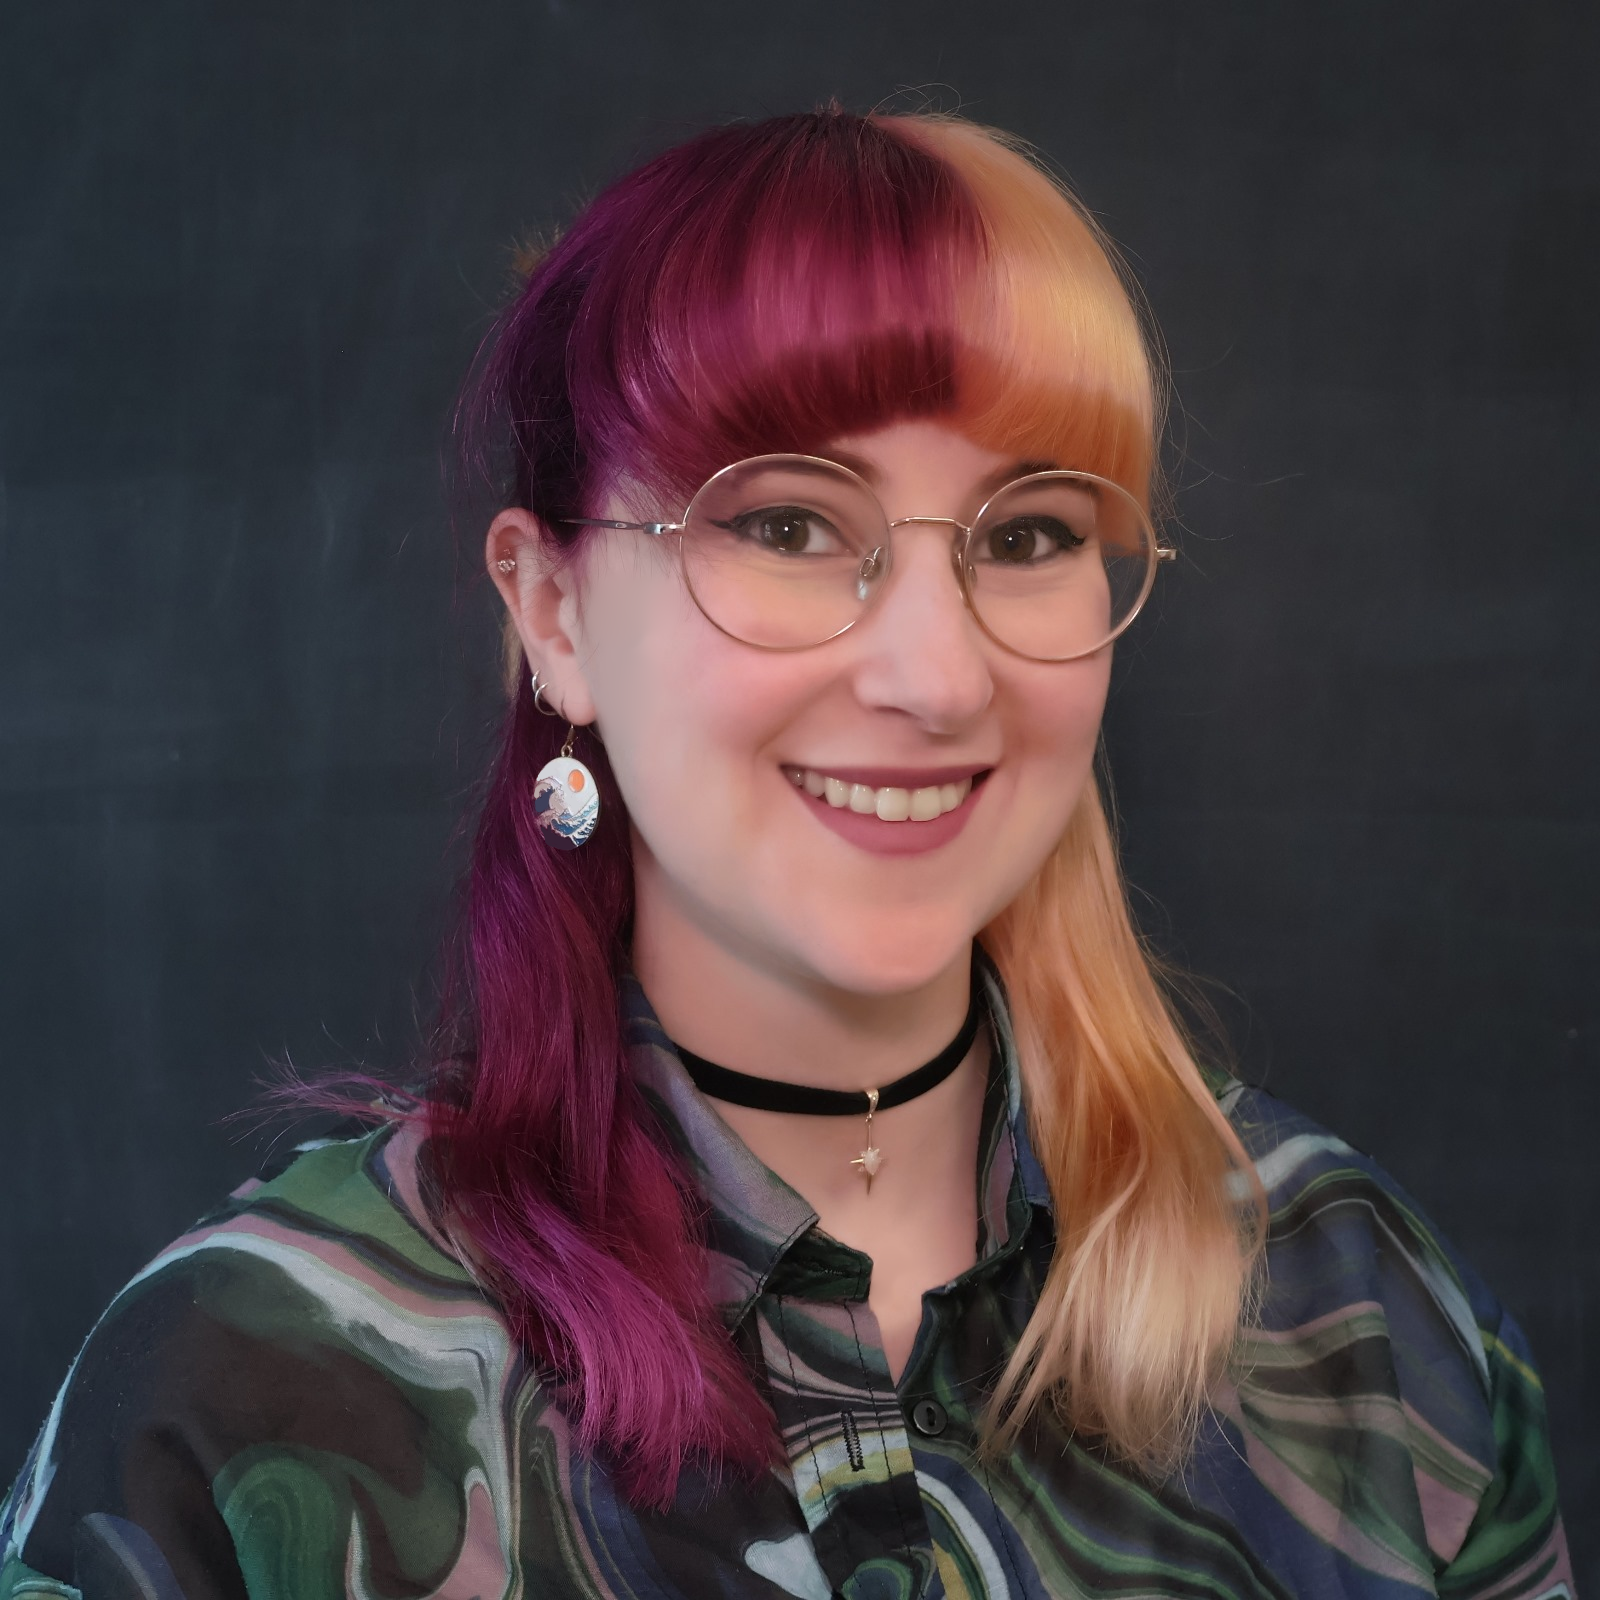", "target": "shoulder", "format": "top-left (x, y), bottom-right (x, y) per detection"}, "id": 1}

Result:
top-left (1220, 1081), bottom-right (1499, 1366)
top-left (1214, 1082), bottom-right (1572, 1589)
top-left (2, 1123), bottom-right (514, 1597)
